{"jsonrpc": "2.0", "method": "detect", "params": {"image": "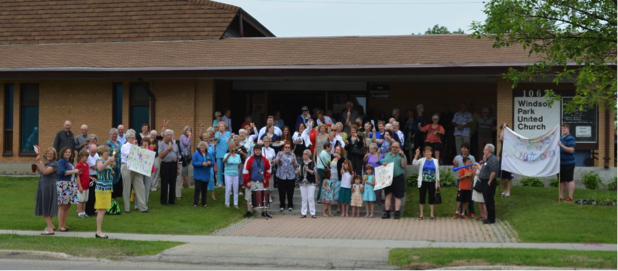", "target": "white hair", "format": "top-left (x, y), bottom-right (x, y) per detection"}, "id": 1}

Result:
top-left (392, 121), bottom-right (399, 126)
top-left (164, 129), bottom-right (174, 137)
top-left (80, 124), bottom-right (88, 129)
top-left (239, 129), bottom-right (247, 135)
top-left (197, 141), bottom-right (208, 149)
top-left (125, 131), bottom-right (136, 138)
top-left (485, 143), bottom-right (495, 153)
top-left (385, 123), bottom-right (393, 130)
top-left (109, 128), bottom-right (118, 135)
